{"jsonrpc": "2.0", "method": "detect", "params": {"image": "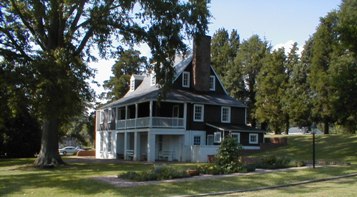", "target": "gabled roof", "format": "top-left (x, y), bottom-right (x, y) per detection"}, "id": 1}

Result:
top-left (99, 54), bottom-right (246, 109)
